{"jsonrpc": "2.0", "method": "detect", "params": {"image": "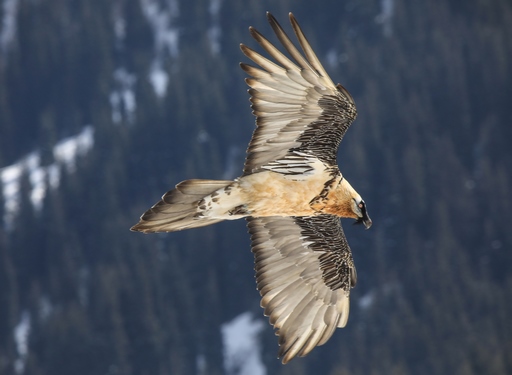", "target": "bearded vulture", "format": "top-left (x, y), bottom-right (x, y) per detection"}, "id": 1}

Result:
top-left (131, 12), bottom-right (372, 364)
